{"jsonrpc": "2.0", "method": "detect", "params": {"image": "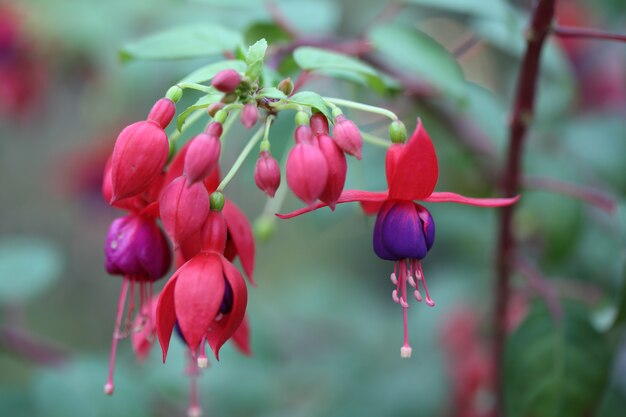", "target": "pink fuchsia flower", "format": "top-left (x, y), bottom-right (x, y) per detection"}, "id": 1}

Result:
top-left (241, 103), bottom-right (259, 128)
top-left (316, 133), bottom-right (347, 210)
top-left (109, 98), bottom-right (175, 202)
top-left (332, 114), bottom-right (362, 160)
top-left (156, 210), bottom-right (248, 361)
top-left (279, 120), bottom-right (520, 357)
top-left (254, 151), bottom-right (281, 197)
top-left (286, 125), bottom-right (329, 206)
top-left (184, 132), bottom-right (221, 184)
